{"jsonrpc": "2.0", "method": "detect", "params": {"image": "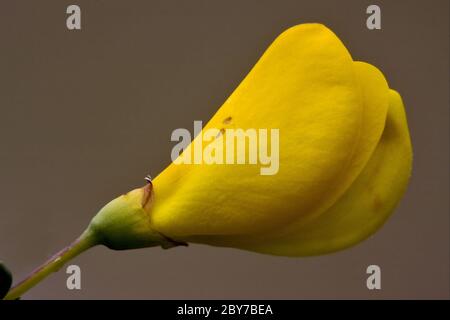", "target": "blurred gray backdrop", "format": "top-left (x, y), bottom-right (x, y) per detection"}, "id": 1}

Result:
top-left (0, 0), bottom-right (448, 299)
